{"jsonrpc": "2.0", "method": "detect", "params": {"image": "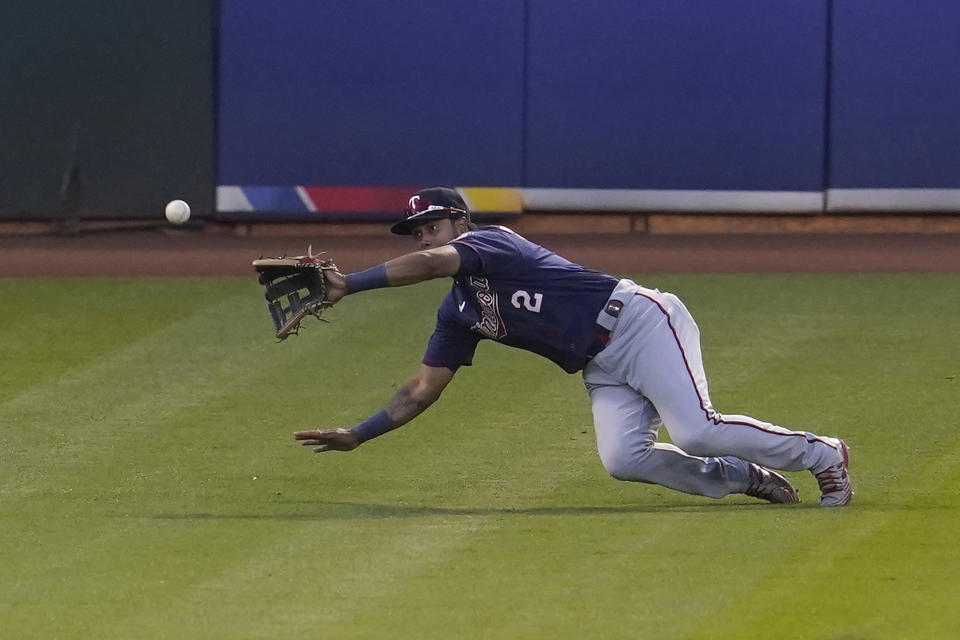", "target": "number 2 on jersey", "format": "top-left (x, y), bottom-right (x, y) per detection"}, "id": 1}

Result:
top-left (511, 290), bottom-right (543, 313)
